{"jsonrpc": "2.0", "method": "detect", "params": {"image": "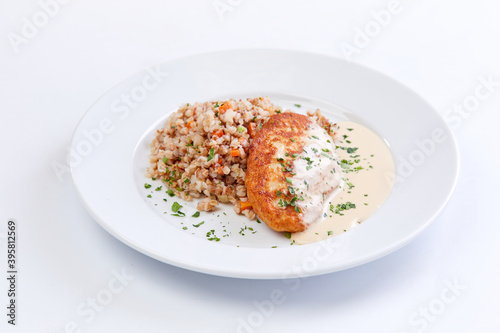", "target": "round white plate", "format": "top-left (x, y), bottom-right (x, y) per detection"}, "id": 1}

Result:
top-left (71, 49), bottom-right (458, 279)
